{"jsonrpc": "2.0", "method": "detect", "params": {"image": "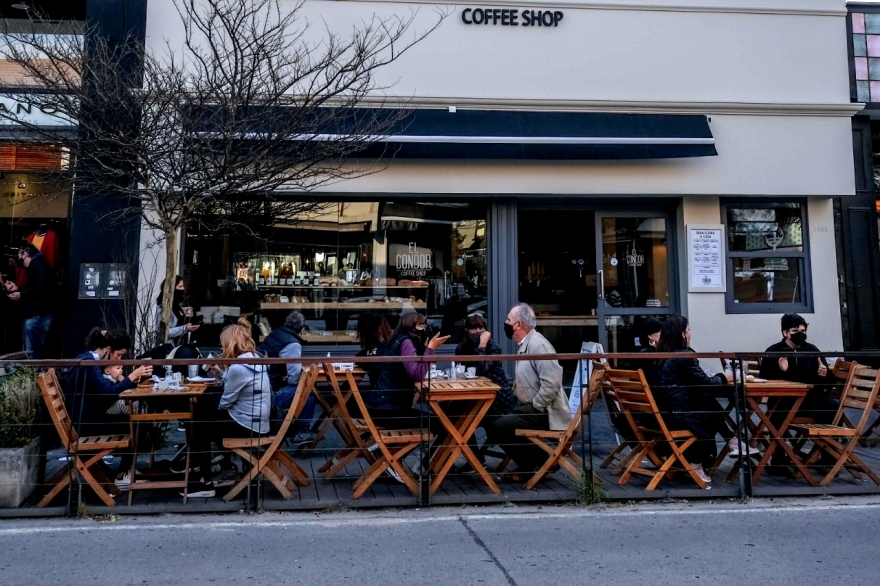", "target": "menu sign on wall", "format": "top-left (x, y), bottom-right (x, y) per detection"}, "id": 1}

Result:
top-left (687, 224), bottom-right (726, 293)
